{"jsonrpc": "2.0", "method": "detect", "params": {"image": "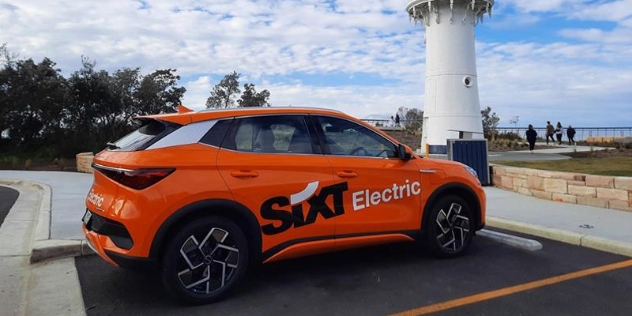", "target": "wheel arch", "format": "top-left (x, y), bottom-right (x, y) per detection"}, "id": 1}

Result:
top-left (421, 183), bottom-right (482, 233)
top-left (149, 199), bottom-right (262, 265)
